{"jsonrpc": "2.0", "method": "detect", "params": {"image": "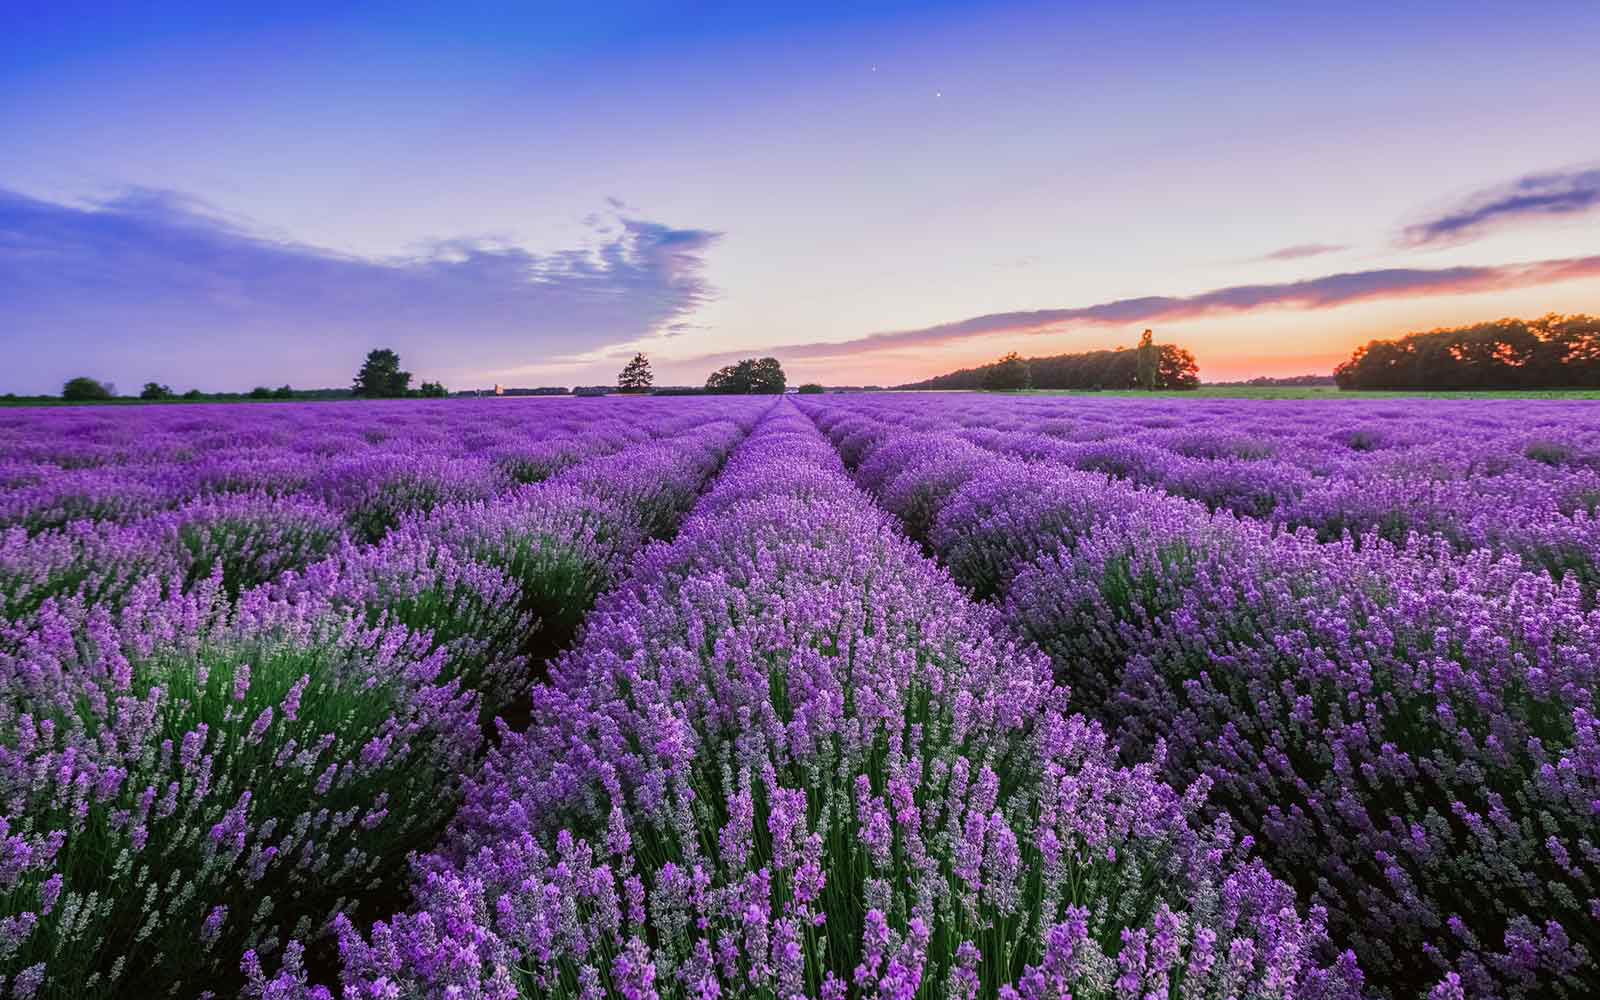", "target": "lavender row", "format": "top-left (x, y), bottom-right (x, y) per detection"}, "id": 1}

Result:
top-left (2, 401), bottom-right (766, 625)
top-left (799, 401), bottom-right (1600, 998)
top-left (0, 409), bottom-right (759, 998)
top-left (804, 396), bottom-right (1600, 596)
top-left (0, 397), bottom-right (763, 541)
top-left (258, 401), bottom-right (1363, 999)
